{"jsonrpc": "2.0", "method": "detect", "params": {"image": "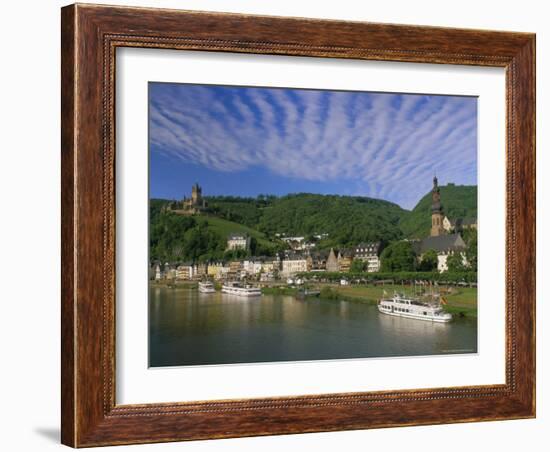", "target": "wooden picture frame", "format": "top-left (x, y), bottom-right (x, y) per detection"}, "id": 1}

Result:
top-left (61, 3), bottom-right (535, 447)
